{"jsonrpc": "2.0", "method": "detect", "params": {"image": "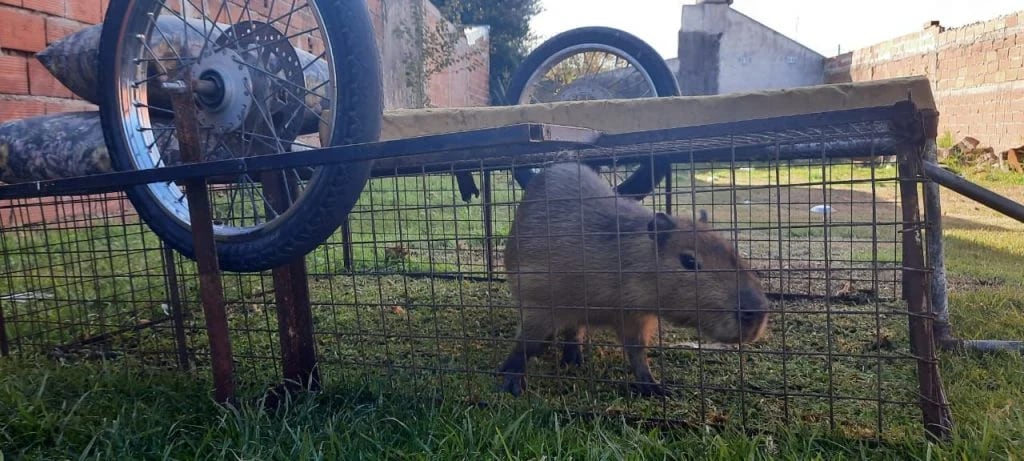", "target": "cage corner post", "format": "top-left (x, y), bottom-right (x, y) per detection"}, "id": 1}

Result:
top-left (896, 128), bottom-right (954, 442)
top-left (170, 79), bottom-right (236, 405)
